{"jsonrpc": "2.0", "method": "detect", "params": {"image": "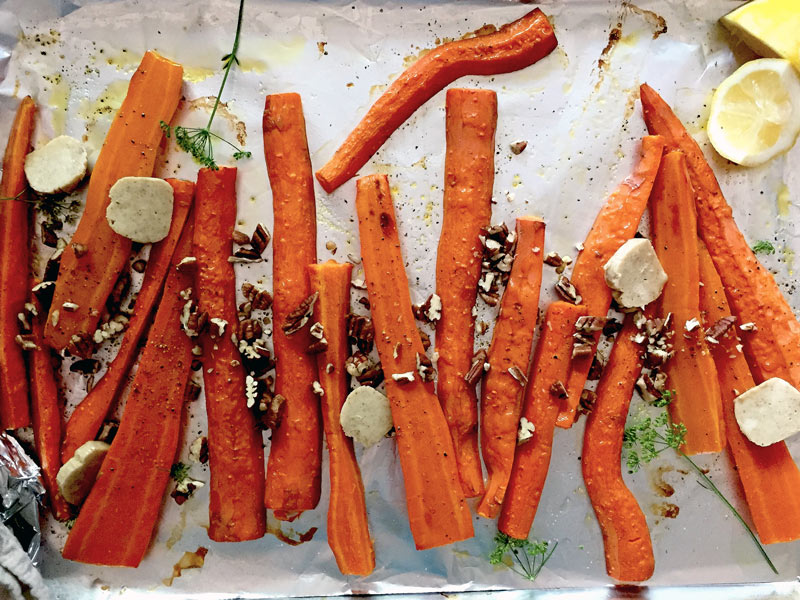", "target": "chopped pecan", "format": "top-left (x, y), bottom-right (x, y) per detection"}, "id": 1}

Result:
top-left (96, 420), bottom-right (119, 445)
top-left (357, 296), bottom-right (371, 309)
top-left (706, 315), bottom-right (736, 343)
top-left (282, 292), bottom-right (318, 335)
top-left (577, 389), bottom-right (597, 417)
top-left (131, 259), bottom-right (147, 273)
top-left (72, 242), bottom-right (88, 258)
top-left (464, 348), bottom-right (488, 386)
top-left (575, 315), bottom-right (607, 334)
top-left (550, 380), bottom-right (568, 398)
top-left (70, 358), bottom-right (100, 375)
top-left (250, 223), bottom-right (271, 256)
top-left (544, 251), bottom-right (563, 267)
top-left (238, 319), bottom-right (263, 342)
top-left (587, 354), bottom-right (605, 380)
top-left (347, 313), bottom-right (374, 353)
top-left (184, 380), bottom-right (202, 403)
top-left (508, 365), bottom-right (528, 386)
top-left (234, 246), bottom-right (262, 261)
top-left (416, 352), bottom-right (434, 382)
top-left (413, 294), bottom-right (442, 324)
top-left (602, 318), bottom-right (623, 336)
top-left (392, 371), bottom-right (415, 384)
top-left (232, 230), bottom-right (251, 245)
top-left (555, 275), bottom-right (581, 304)
top-left (510, 140), bottom-right (528, 155)
top-left (41, 223), bottom-right (59, 248)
